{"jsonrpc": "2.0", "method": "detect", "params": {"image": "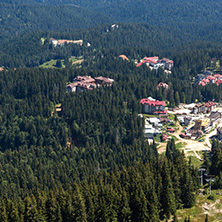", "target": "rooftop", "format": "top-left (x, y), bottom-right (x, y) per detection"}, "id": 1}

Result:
top-left (140, 98), bottom-right (165, 106)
